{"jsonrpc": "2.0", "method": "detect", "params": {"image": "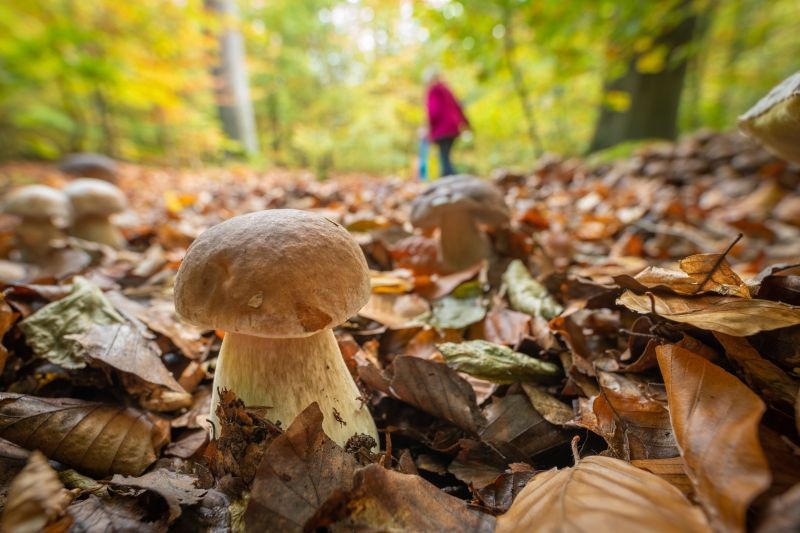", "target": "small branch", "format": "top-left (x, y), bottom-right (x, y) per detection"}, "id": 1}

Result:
top-left (692, 233), bottom-right (743, 294)
top-left (620, 328), bottom-right (662, 340)
top-left (570, 435), bottom-right (581, 465)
